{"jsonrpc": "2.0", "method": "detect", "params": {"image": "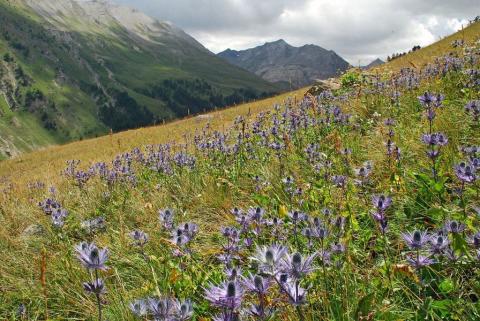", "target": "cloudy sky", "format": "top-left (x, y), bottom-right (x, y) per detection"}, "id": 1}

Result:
top-left (114, 0), bottom-right (478, 65)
